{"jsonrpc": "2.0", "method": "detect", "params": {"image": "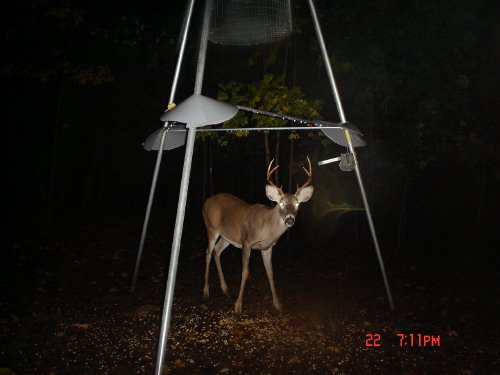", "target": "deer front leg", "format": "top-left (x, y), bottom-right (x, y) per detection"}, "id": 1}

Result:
top-left (214, 238), bottom-right (230, 296)
top-left (261, 247), bottom-right (282, 311)
top-left (235, 245), bottom-right (251, 314)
